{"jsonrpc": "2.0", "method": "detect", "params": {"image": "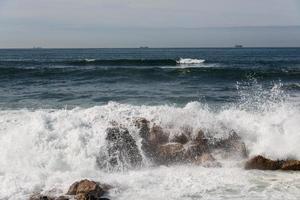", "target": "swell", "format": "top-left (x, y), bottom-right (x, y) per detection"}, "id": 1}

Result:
top-left (1, 58), bottom-right (300, 67)
top-left (0, 66), bottom-right (299, 81)
top-left (0, 59), bottom-right (178, 67)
